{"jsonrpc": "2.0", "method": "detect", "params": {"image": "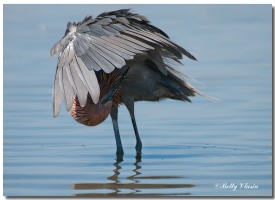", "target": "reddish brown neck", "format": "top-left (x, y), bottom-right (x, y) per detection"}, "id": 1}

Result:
top-left (70, 70), bottom-right (123, 126)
